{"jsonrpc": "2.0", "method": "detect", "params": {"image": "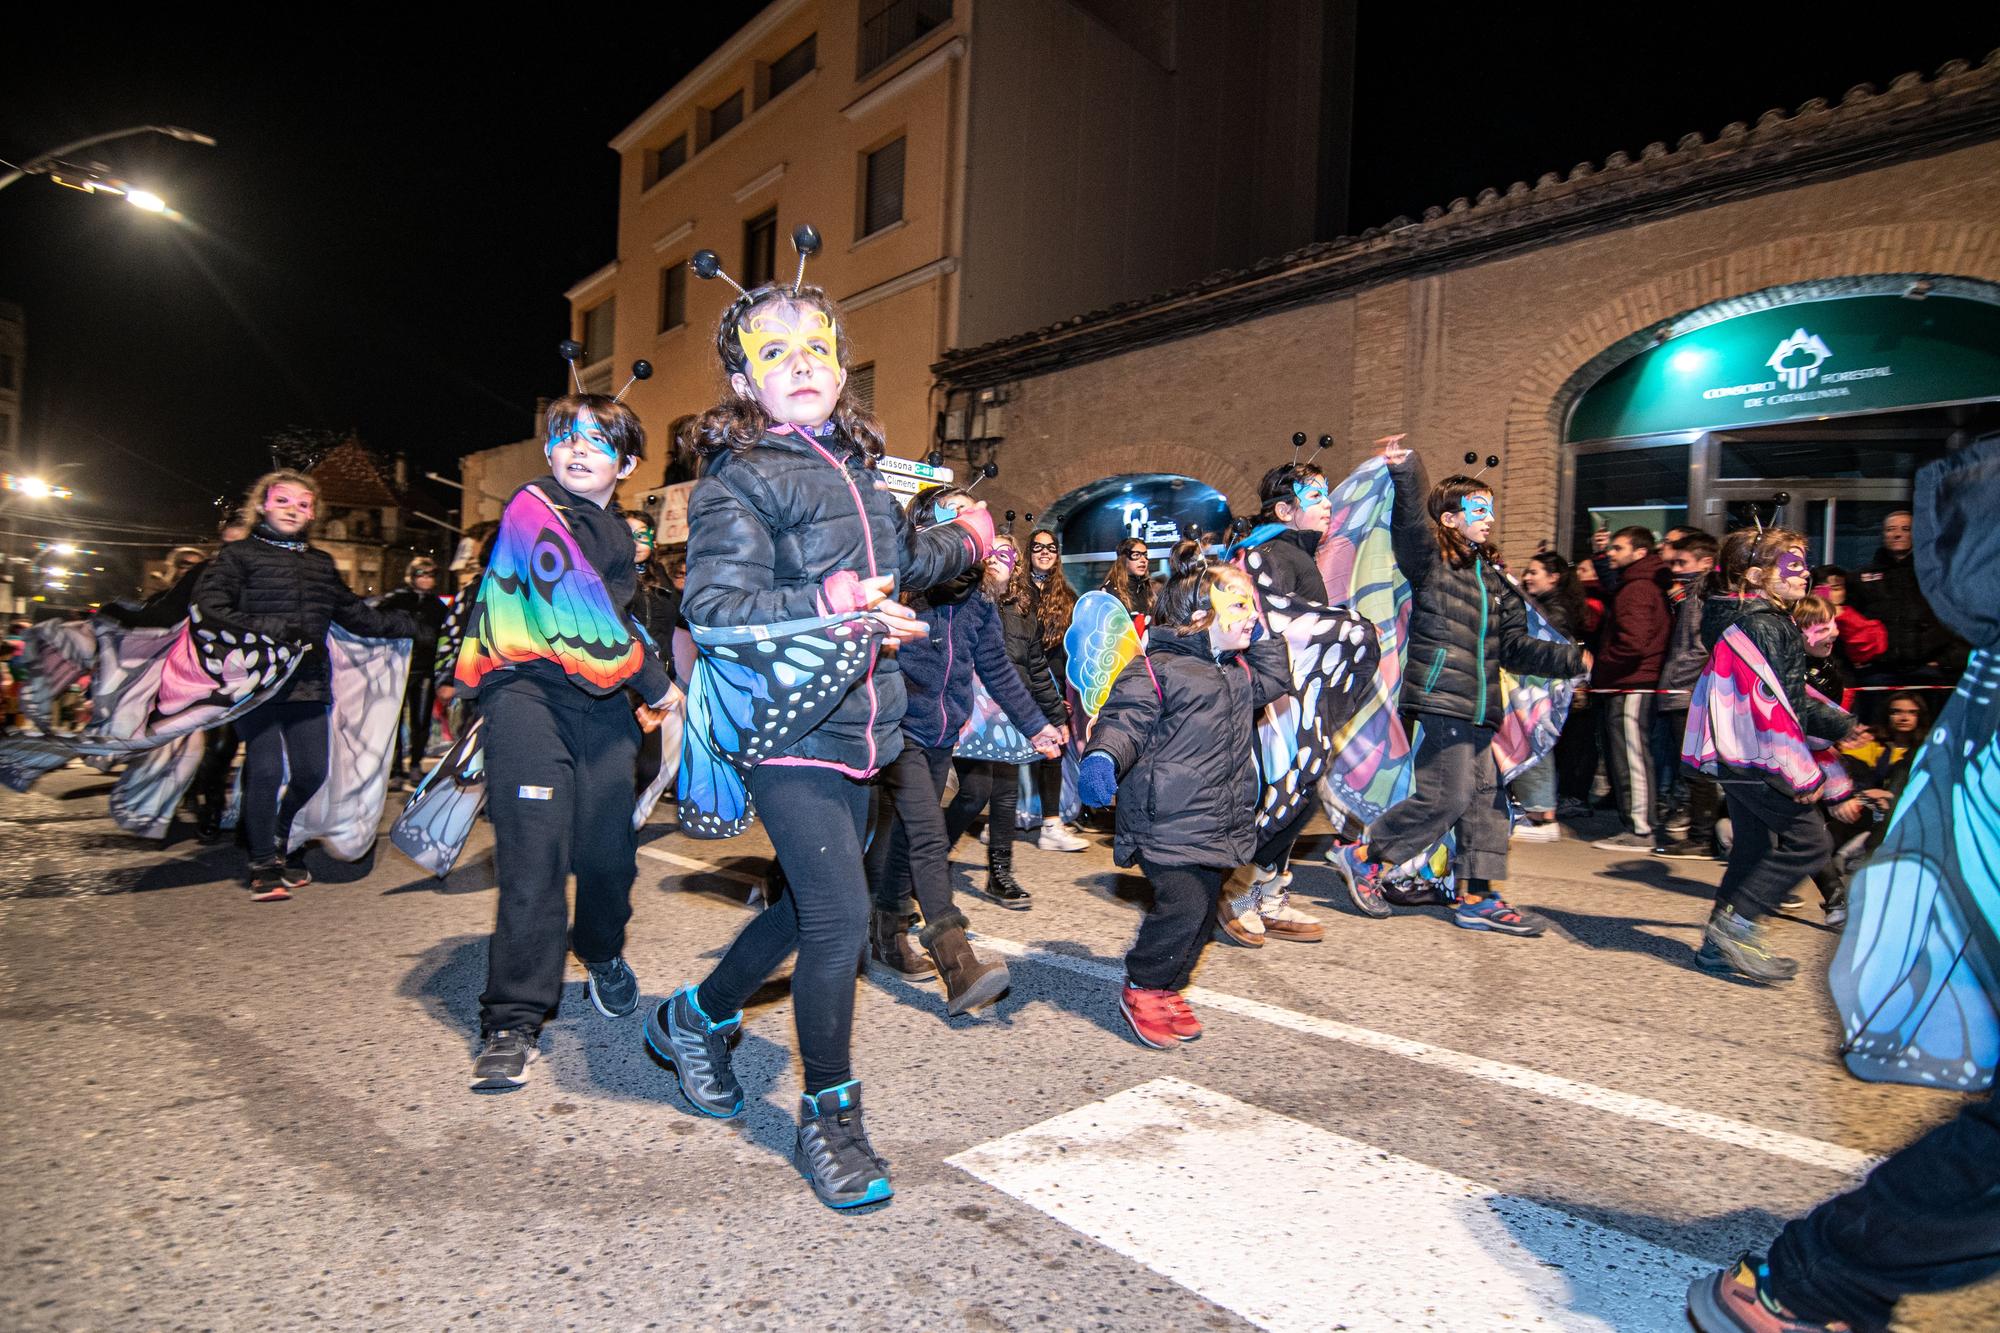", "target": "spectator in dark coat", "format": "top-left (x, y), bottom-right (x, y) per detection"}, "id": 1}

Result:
top-left (376, 556), bottom-right (450, 786)
top-left (1847, 510), bottom-right (1968, 702)
top-left (1653, 531), bottom-right (1724, 861)
top-left (1590, 526), bottom-right (1672, 850)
